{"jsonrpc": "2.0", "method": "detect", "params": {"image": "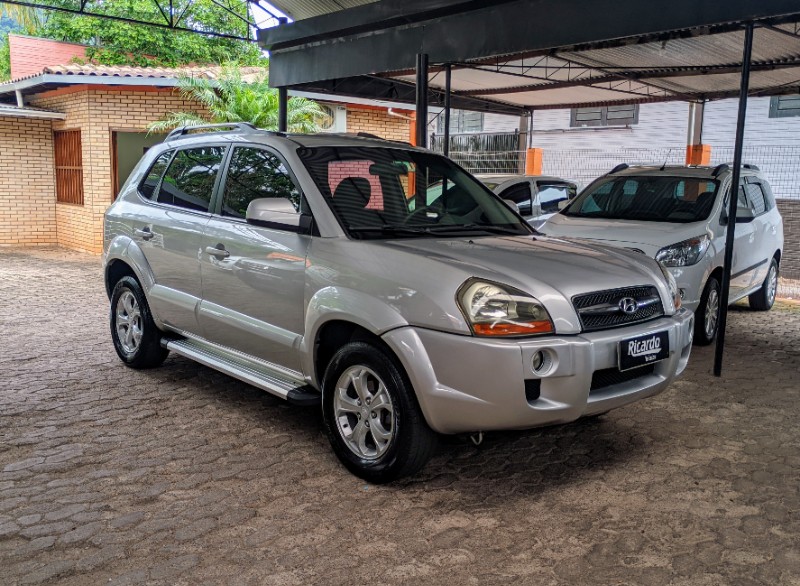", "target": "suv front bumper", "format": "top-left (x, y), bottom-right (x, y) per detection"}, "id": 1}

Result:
top-left (383, 308), bottom-right (693, 434)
